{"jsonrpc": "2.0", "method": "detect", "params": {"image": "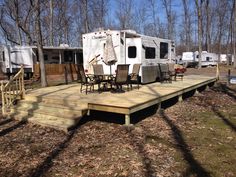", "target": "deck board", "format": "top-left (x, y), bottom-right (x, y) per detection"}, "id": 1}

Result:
top-left (26, 75), bottom-right (216, 118)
